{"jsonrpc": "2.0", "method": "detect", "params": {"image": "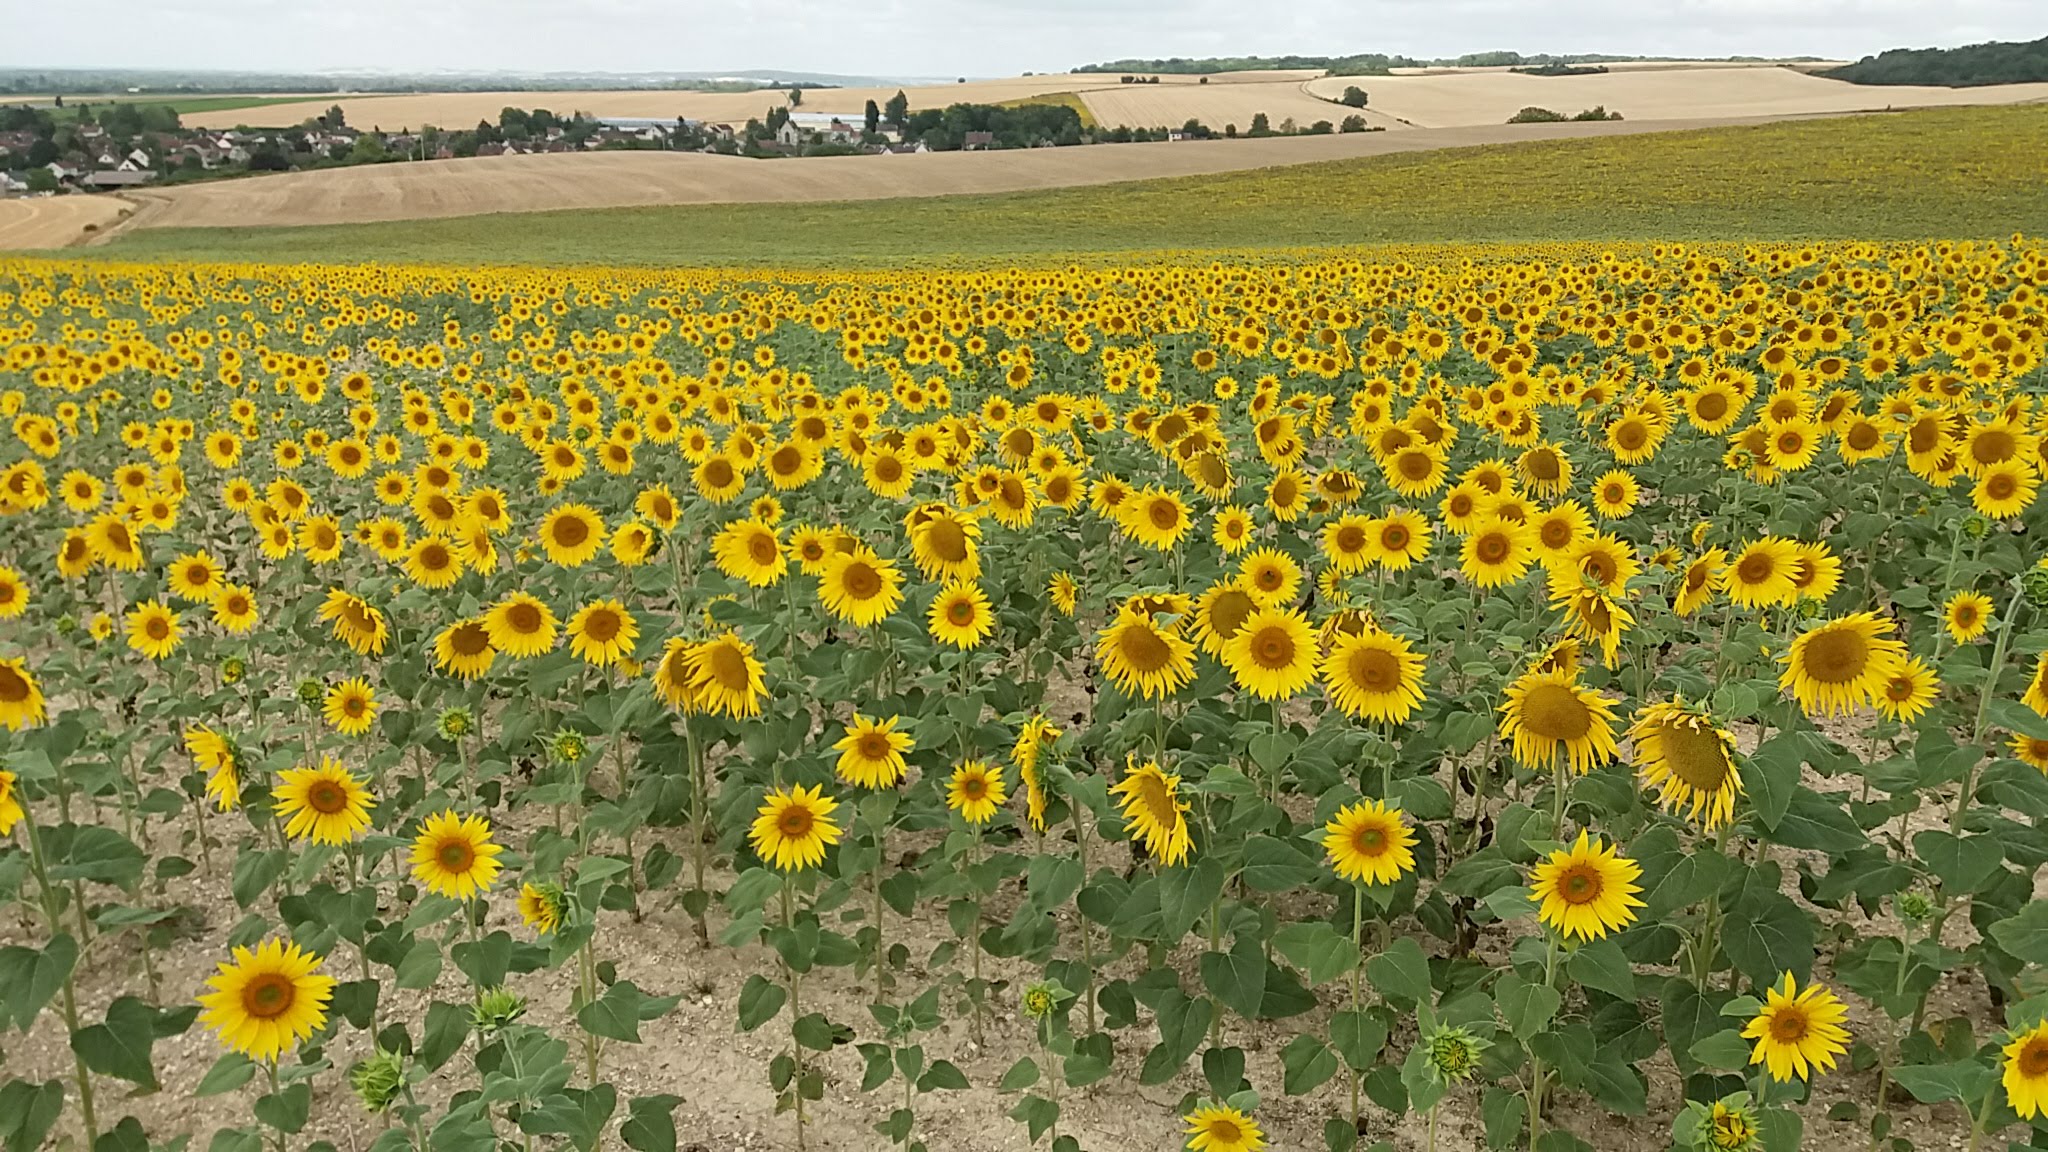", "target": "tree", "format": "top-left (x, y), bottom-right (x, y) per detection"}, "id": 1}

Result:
top-left (26, 167), bottom-right (57, 192)
top-left (1340, 85), bottom-right (1368, 108)
top-left (884, 90), bottom-right (909, 128)
top-left (1306, 119), bottom-right (1333, 134)
top-left (1248, 112), bottom-right (1272, 137)
top-left (1224, 123), bottom-right (1238, 137)
top-left (864, 99), bottom-right (880, 135)
top-left (27, 137), bottom-right (59, 167)
top-left (1339, 114), bottom-right (1368, 132)
top-left (322, 103), bottom-right (347, 129)
top-left (788, 86), bottom-right (803, 107)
